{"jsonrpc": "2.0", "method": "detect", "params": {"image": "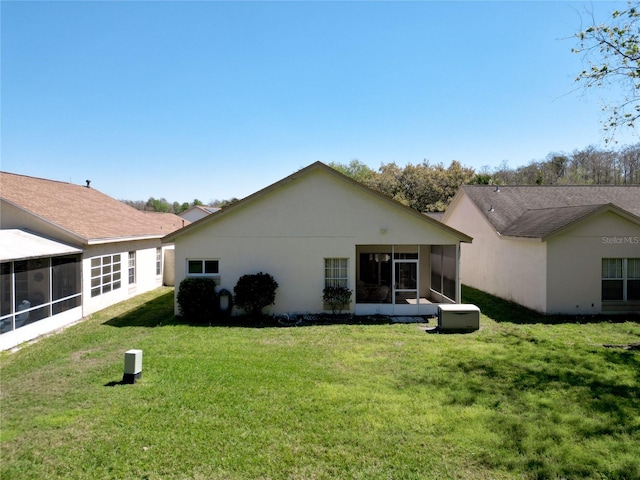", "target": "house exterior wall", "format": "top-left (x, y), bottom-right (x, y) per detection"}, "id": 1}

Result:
top-left (173, 168), bottom-right (464, 316)
top-left (444, 193), bottom-right (548, 312)
top-left (82, 239), bottom-right (165, 316)
top-left (546, 211), bottom-right (640, 314)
